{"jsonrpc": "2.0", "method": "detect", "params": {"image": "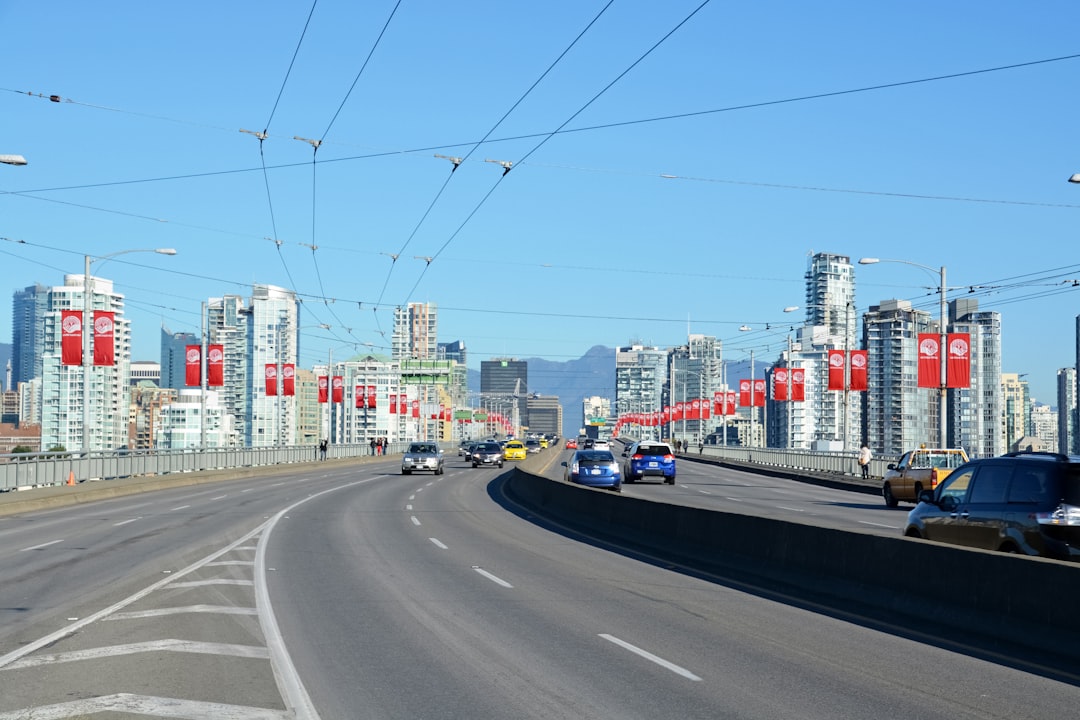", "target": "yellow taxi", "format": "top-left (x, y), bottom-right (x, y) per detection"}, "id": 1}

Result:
top-left (503, 440), bottom-right (527, 461)
top-left (539, 437), bottom-right (549, 449)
